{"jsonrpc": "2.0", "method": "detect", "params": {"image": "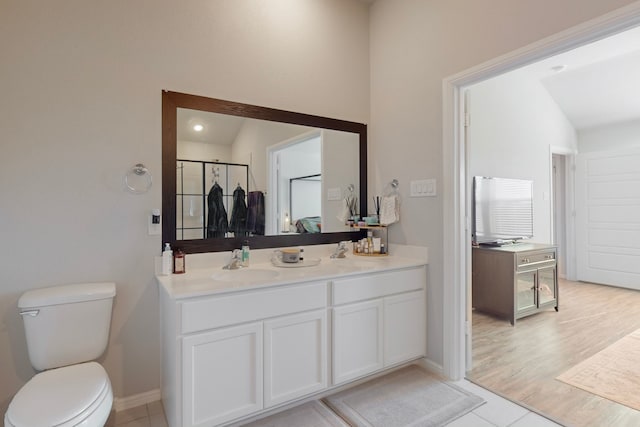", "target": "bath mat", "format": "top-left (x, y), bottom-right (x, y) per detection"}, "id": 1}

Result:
top-left (241, 400), bottom-right (348, 427)
top-left (557, 328), bottom-right (640, 411)
top-left (323, 365), bottom-right (485, 427)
